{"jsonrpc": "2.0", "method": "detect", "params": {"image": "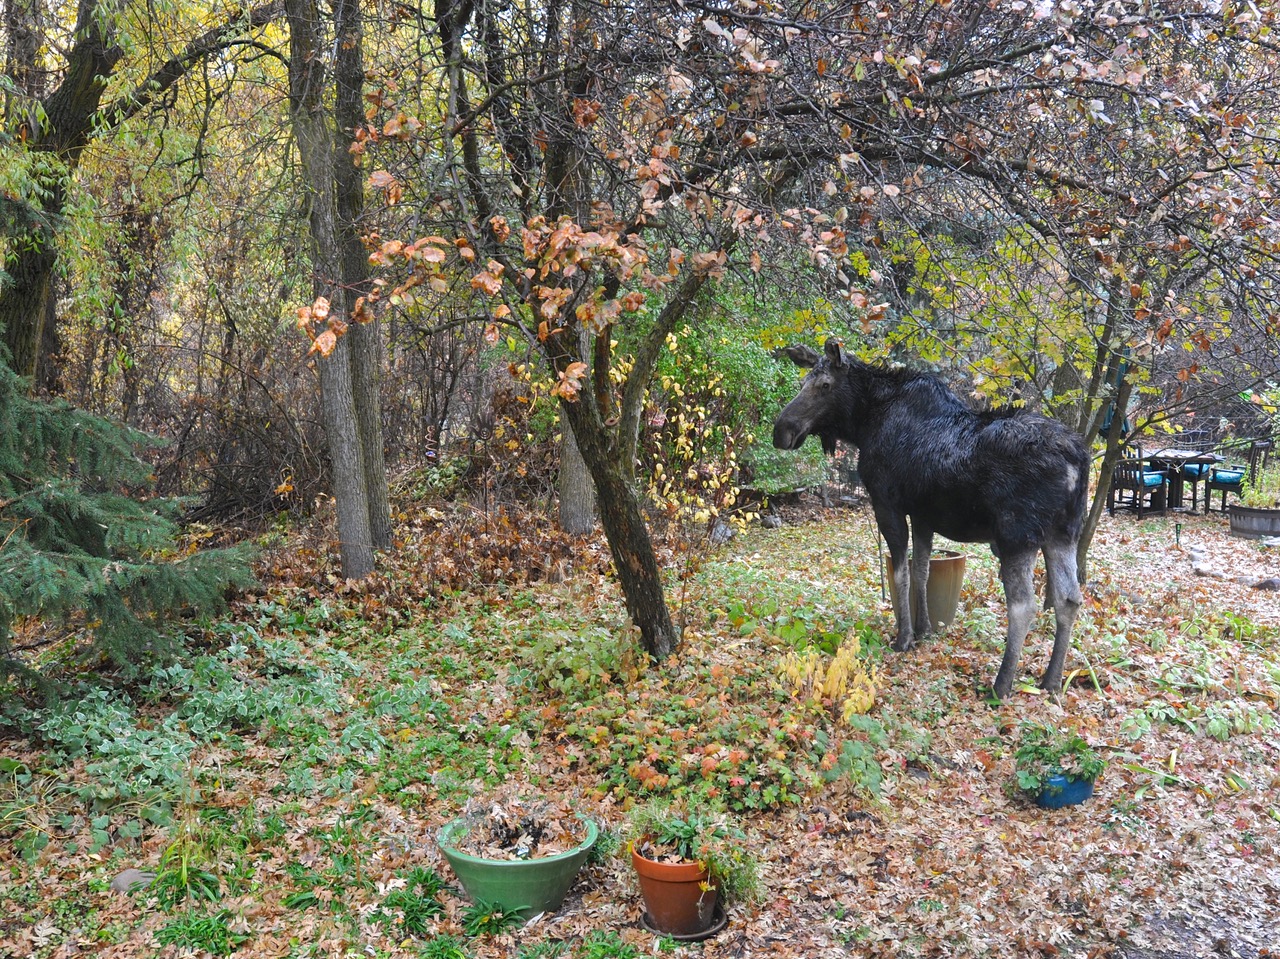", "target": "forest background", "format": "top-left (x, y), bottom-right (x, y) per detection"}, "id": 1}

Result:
top-left (2, 0), bottom-right (1279, 675)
